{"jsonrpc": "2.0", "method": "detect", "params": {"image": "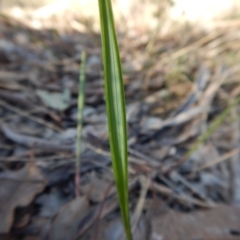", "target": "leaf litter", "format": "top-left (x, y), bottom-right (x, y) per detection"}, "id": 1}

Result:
top-left (0, 162), bottom-right (46, 233)
top-left (0, 4), bottom-right (240, 240)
